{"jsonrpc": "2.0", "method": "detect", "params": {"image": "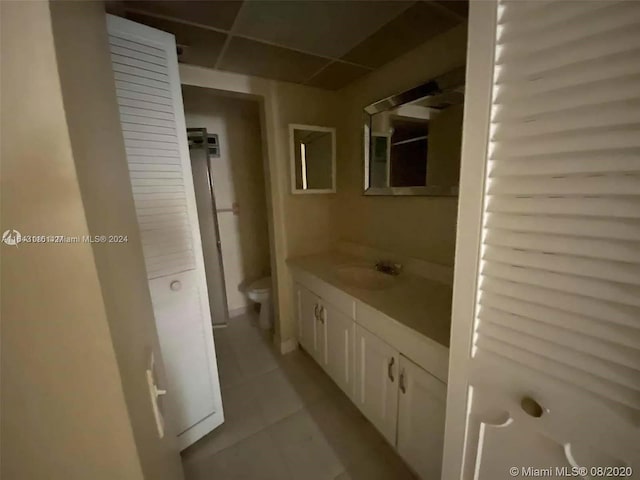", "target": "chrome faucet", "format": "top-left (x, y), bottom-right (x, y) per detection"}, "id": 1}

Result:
top-left (375, 260), bottom-right (403, 276)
